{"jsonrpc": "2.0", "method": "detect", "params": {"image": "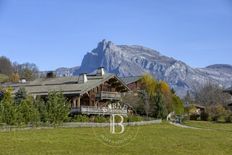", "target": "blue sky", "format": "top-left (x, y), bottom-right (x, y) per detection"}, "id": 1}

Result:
top-left (0, 0), bottom-right (232, 71)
